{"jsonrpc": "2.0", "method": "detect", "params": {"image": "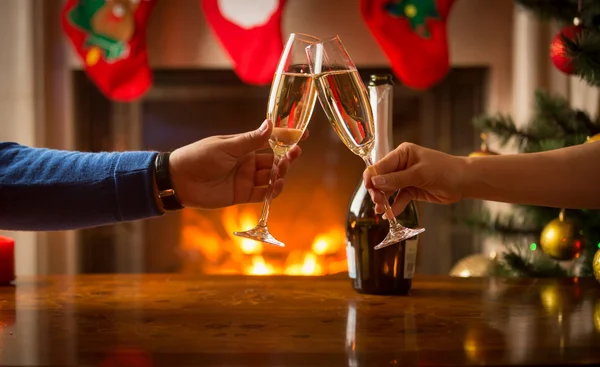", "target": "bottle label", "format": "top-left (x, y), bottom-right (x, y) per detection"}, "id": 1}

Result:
top-left (346, 244), bottom-right (356, 279)
top-left (404, 239), bottom-right (418, 279)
